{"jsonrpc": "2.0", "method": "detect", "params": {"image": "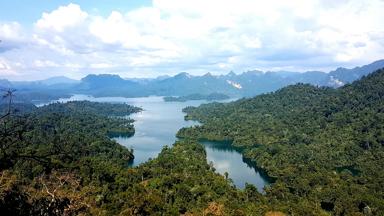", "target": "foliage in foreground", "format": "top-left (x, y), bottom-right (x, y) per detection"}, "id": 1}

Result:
top-left (0, 101), bottom-right (140, 215)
